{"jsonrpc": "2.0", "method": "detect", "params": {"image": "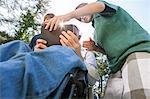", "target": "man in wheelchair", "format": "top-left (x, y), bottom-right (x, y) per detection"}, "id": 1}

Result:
top-left (30, 13), bottom-right (99, 98)
top-left (0, 13), bottom-right (98, 99)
